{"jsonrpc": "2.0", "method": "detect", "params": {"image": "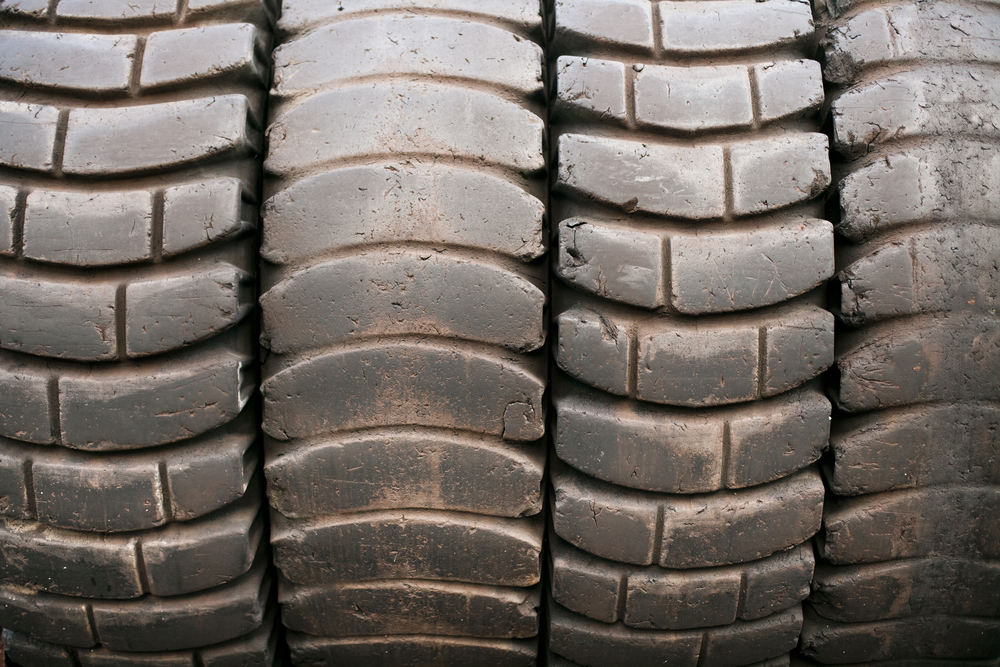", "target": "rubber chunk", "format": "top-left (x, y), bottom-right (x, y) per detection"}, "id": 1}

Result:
top-left (262, 342), bottom-right (545, 441)
top-left (548, 601), bottom-right (802, 667)
top-left (552, 461), bottom-right (824, 568)
top-left (273, 15), bottom-right (543, 98)
top-left (279, 578), bottom-right (540, 638)
top-left (264, 83), bottom-right (544, 178)
top-left (265, 427), bottom-right (544, 518)
top-left (553, 376), bottom-right (829, 493)
top-left (550, 535), bottom-right (813, 630)
top-left (260, 251), bottom-right (545, 354)
top-left (272, 509), bottom-right (543, 587)
top-left (260, 164), bottom-right (545, 264)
